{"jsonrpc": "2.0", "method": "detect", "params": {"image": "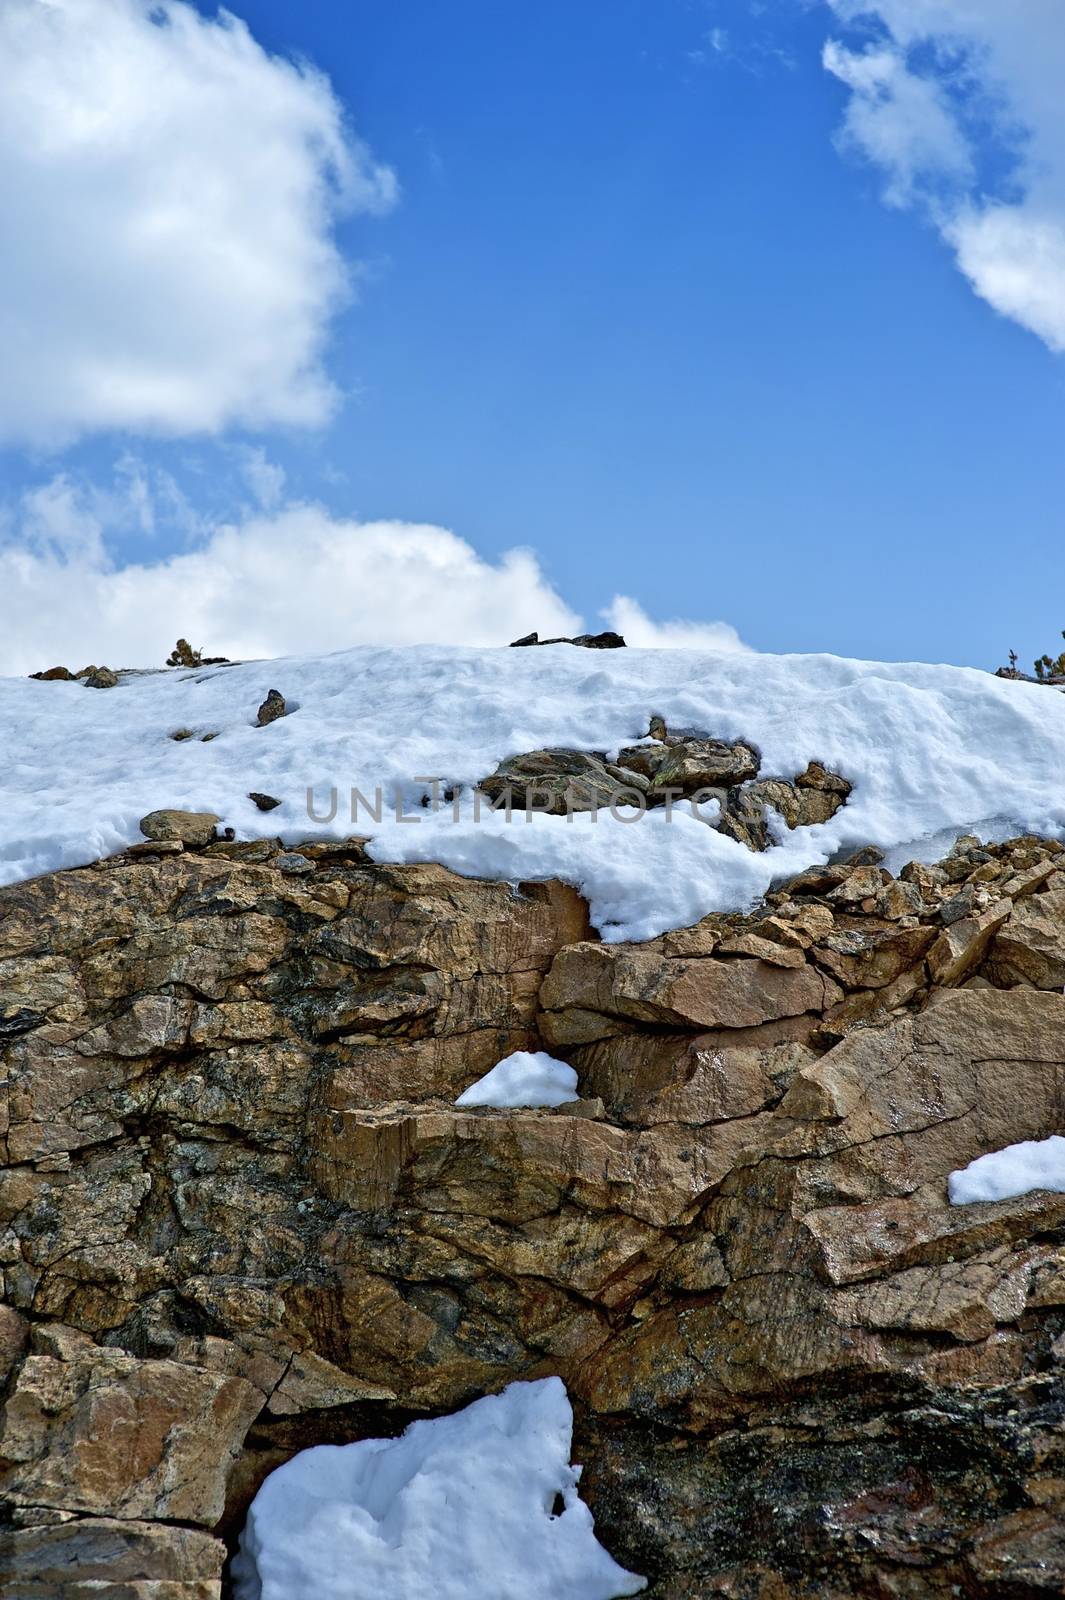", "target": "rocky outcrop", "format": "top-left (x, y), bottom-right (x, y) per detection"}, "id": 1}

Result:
top-left (477, 730), bottom-right (851, 845)
top-left (2, 830), bottom-right (1065, 1596)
